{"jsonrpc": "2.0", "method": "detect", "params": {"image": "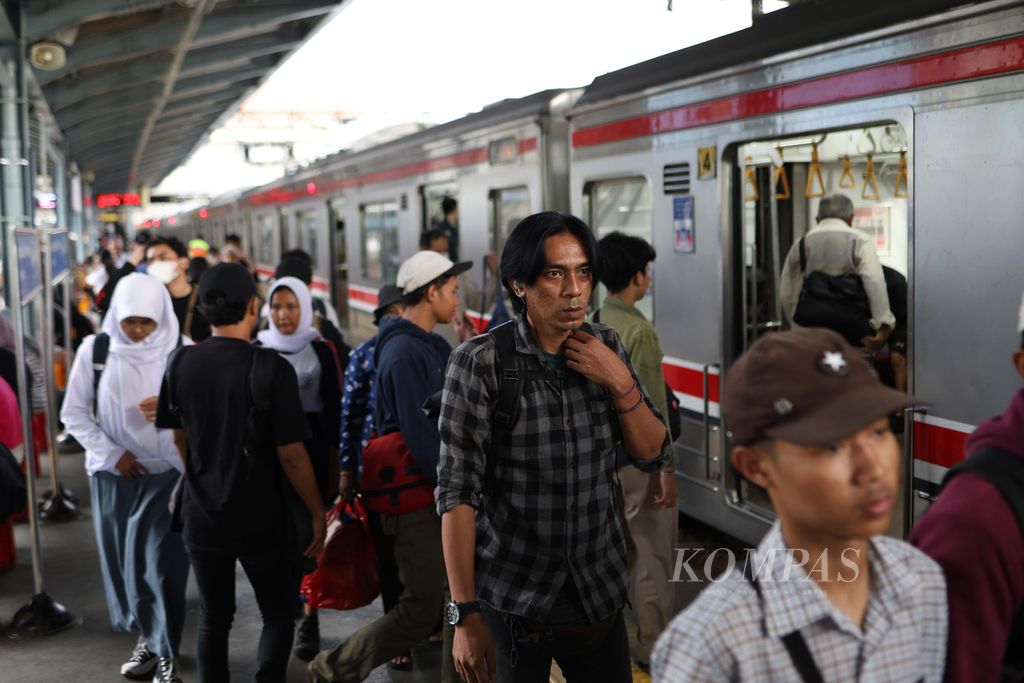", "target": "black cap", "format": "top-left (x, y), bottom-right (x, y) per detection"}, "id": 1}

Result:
top-left (199, 263), bottom-right (257, 306)
top-left (373, 284), bottom-right (404, 325)
top-left (274, 257), bottom-right (313, 285)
